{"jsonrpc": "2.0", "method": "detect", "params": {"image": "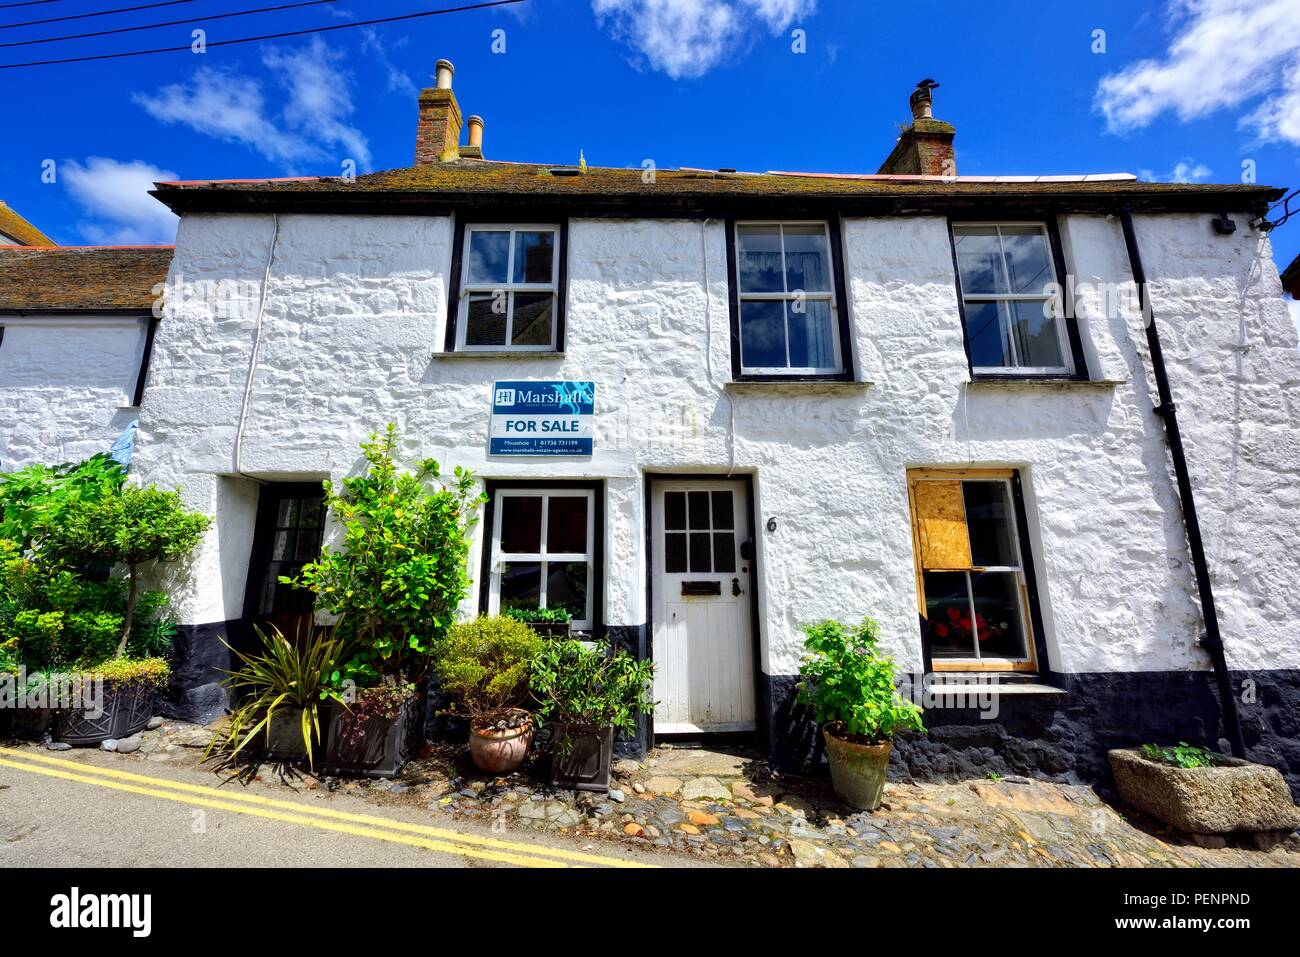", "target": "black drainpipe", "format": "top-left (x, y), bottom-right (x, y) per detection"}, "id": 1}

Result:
top-left (1119, 205), bottom-right (1246, 758)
